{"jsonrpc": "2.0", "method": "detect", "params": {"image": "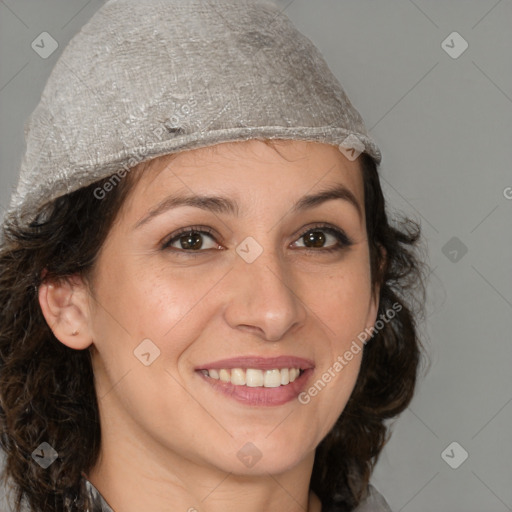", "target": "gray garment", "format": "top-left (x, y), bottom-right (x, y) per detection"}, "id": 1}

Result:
top-left (353, 485), bottom-right (393, 512)
top-left (65, 476), bottom-right (115, 512)
top-left (75, 476), bottom-right (392, 512)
